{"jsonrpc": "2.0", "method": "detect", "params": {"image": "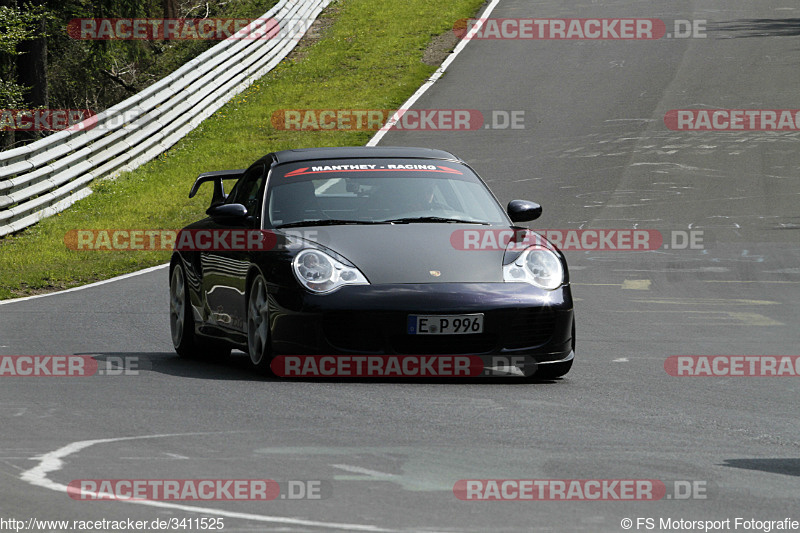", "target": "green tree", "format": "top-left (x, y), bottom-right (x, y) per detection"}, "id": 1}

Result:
top-left (0, 2), bottom-right (51, 146)
top-left (0, 3), bottom-right (50, 106)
